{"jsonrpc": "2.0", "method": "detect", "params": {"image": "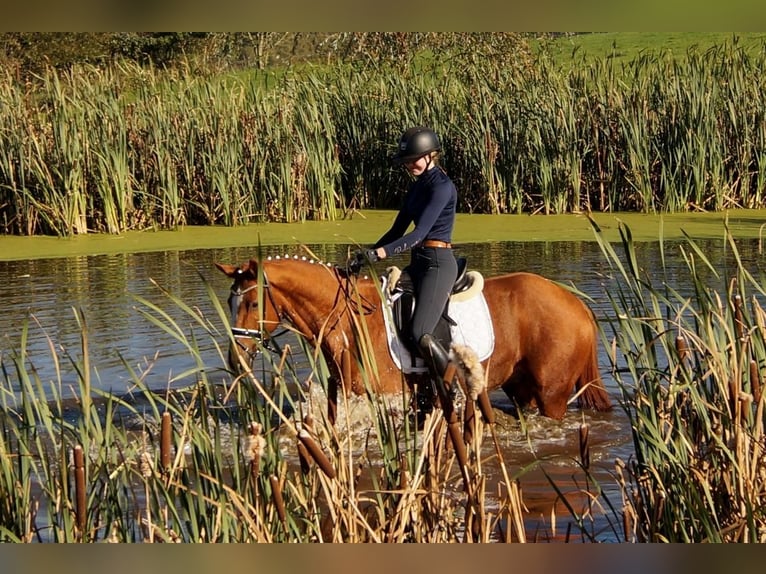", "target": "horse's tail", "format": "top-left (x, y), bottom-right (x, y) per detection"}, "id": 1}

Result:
top-left (576, 334), bottom-right (612, 412)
